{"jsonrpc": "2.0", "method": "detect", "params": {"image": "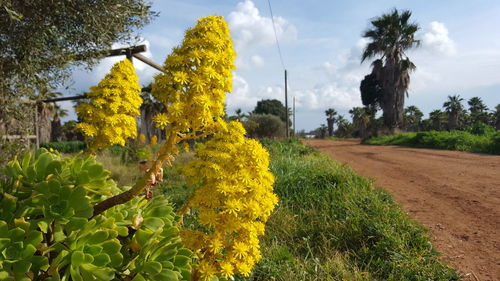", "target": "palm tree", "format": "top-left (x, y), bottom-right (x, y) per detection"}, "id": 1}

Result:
top-left (468, 96), bottom-right (489, 124)
top-left (325, 108), bottom-right (337, 137)
top-left (139, 85), bottom-right (164, 141)
top-left (335, 115), bottom-right (353, 138)
top-left (349, 107), bottom-right (370, 138)
top-left (361, 9), bottom-right (420, 133)
top-left (318, 124), bottom-right (328, 138)
top-left (37, 90), bottom-right (63, 143)
top-left (443, 95), bottom-right (464, 130)
top-left (429, 109), bottom-right (445, 131)
top-left (50, 104), bottom-right (68, 141)
top-left (494, 104), bottom-right (500, 130)
top-left (403, 105), bottom-right (423, 131)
